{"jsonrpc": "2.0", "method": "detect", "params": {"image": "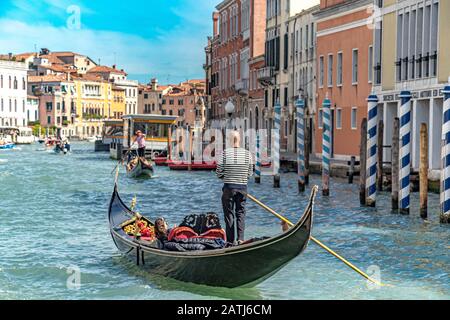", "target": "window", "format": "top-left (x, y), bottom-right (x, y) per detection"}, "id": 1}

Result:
top-left (319, 56), bottom-right (324, 87)
top-left (0, 98), bottom-right (3, 111)
top-left (337, 52), bottom-right (343, 86)
top-left (318, 109), bottom-right (323, 129)
top-left (144, 94), bottom-right (148, 99)
top-left (336, 109), bottom-right (342, 129)
top-left (46, 102), bottom-right (53, 112)
top-left (47, 116), bottom-right (51, 124)
top-left (368, 46), bottom-right (373, 83)
top-left (351, 108), bottom-right (357, 129)
top-left (352, 49), bottom-right (358, 84)
top-left (328, 54), bottom-right (333, 87)
top-left (0, 75), bottom-right (2, 88)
